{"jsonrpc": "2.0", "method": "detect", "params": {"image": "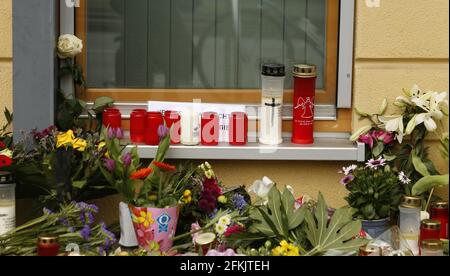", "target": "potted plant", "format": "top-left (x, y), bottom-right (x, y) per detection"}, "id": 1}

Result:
top-left (339, 160), bottom-right (403, 238)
